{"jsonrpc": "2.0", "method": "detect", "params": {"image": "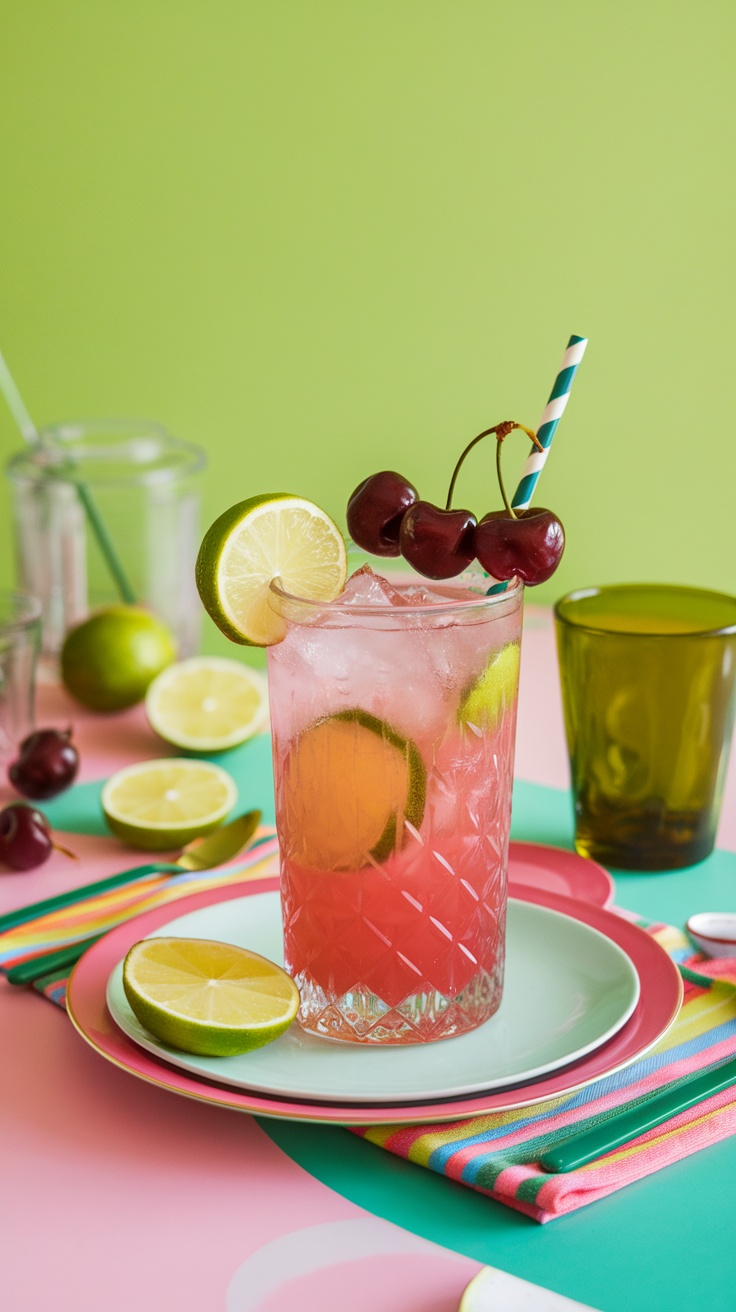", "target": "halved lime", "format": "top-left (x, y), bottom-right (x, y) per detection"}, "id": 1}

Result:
top-left (280, 709), bottom-right (426, 871)
top-left (122, 937), bottom-right (299, 1056)
top-left (195, 494), bottom-right (347, 647)
top-left (101, 759), bottom-right (237, 850)
top-left (458, 642), bottom-right (521, 732)
top-left (145, 656), bottom-right (269, 752)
